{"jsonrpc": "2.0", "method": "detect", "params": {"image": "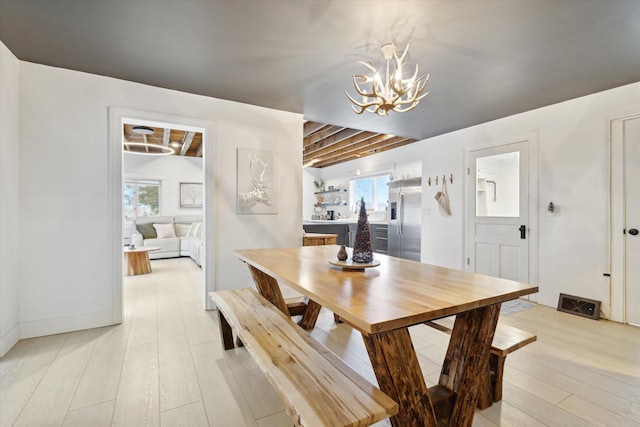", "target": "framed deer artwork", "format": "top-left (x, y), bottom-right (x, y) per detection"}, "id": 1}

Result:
top-left (236, 148), bottom-right (278, 214)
